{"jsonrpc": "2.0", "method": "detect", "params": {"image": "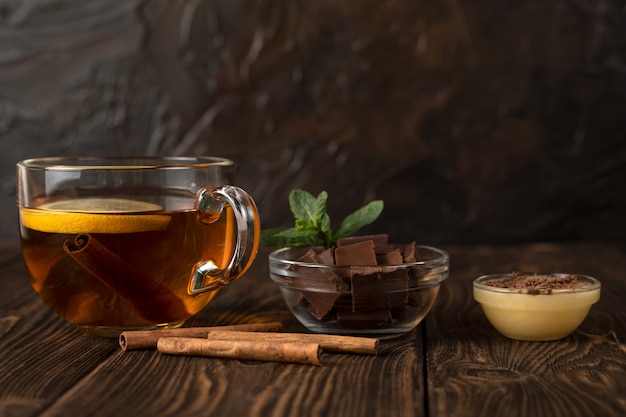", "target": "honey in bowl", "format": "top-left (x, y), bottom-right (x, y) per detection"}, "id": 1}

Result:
top-left (473, 272), bottom-right (601, 341)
